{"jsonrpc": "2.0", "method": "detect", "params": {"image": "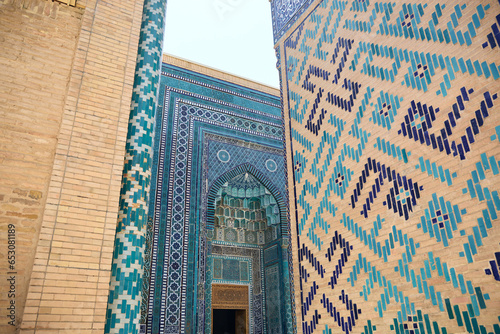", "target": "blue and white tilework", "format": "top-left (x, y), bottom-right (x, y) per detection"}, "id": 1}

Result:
top-left (271, 0), bottom-right (316, 42)
top-left (143, 63), bottom-right (295, 334)
top-left (276, 0), bottom-right (500, 333)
